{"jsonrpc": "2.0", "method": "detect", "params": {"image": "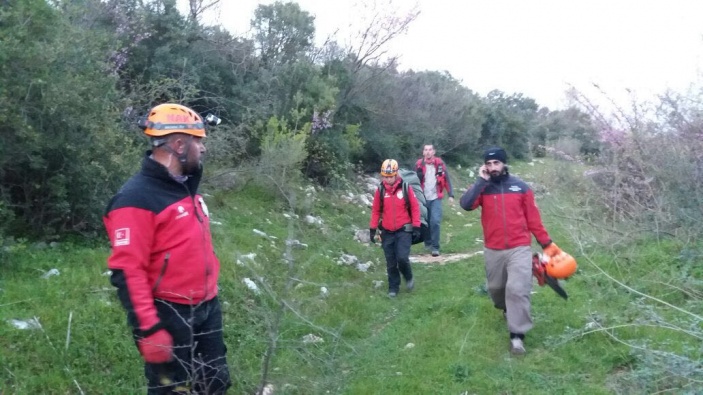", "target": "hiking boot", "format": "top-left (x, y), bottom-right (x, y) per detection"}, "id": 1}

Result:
top-left (431, 250), bottom-right (440, 257)
top-left (388, 291), bottom-right (397, 298)
top-left (510, 338), bottom-right (526, 355)
top-left (406, 279), bottom-right (414, 292)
